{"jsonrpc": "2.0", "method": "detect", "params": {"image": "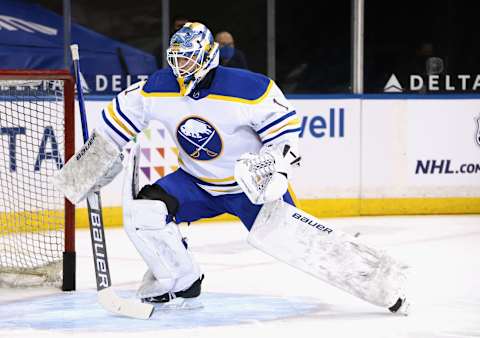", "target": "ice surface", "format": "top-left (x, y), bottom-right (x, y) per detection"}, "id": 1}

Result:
top-left (1, 215), bottom-right (479, 338)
